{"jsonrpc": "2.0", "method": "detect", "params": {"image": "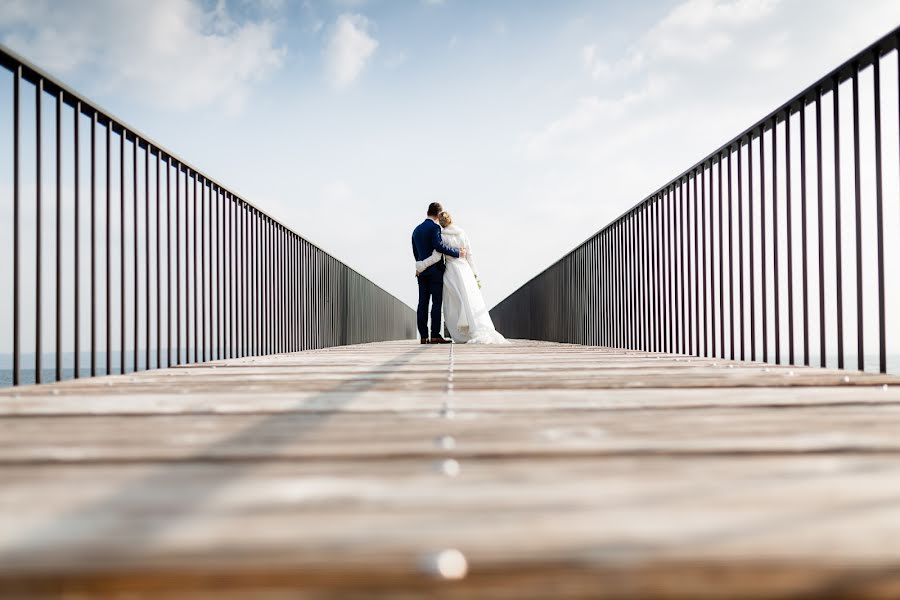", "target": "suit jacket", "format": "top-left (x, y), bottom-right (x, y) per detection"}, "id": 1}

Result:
top-left (411, 218), bottom-right (460, 278)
